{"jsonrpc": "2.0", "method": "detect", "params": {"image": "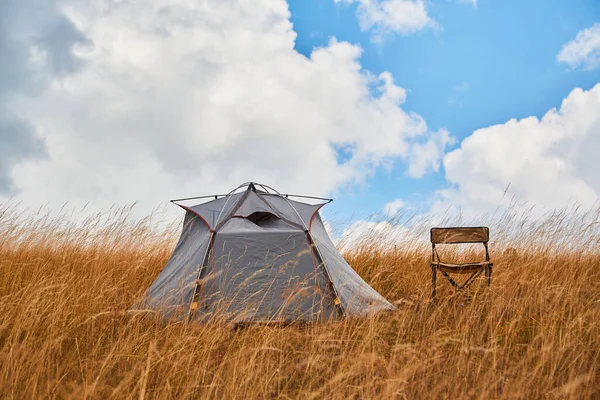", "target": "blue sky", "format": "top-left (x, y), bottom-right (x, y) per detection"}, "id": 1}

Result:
top-left (2, 0), bottom-right (600, 230)
top-left (289, 0), bottom-right (600, 222)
